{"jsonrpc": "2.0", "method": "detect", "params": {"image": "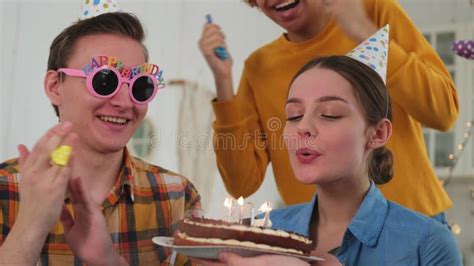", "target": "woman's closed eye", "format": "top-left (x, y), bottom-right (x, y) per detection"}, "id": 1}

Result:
top-left (287, 115), bottom-right (303, 121)
top-left (318, 106), bottom-right (344, 120)
top-left (321, 114), bottom-right (342, 119)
